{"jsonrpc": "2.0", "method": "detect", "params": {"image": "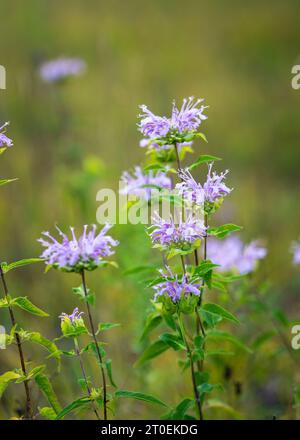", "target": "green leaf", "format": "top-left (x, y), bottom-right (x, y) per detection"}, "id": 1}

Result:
top-left (140, 313), bottom-right (162, 340)
top-left (206, 330), bottom-right (252, 354)
top-left (115, 390), bottom-right (168, 407)
top-left (97, 322), bottom-right (121, 332)
top-left (55, 396), bottom-right (91, 420)
top-left (39, 406), bottom-right (57, 420)
top-left (0, 178), bottom-right (18, 187)
top-left (134, 340), bottom-right (169, 367)
top-left (194, 260), bottom-right (219, 276)
top-left (72, 285), bottom-right (95, 305)
top-left (0, 371), bottom-right (21, 398)
top-left (1, 258), bottom-right (44, 273)
top-left (208, 224), bottom-right (242, 239)
top-left (22, 331), bottom-right (61, 368)
top-left (35, 374), bottom-right (62, 415)
top-left (11, 297), bottom-right (49, 317)
top-left (172, 398), bottom-right (194, 420)
top-left (106, 359), bottom-right (117, 388)
top-left (159, 333), bottom-right (185, 351)
top-left (202, 303), bottom-right (240, 324)
top-left (188, 155), bottom-right (221, 171)
top-left (205, 399), bottom-right (242, 419)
